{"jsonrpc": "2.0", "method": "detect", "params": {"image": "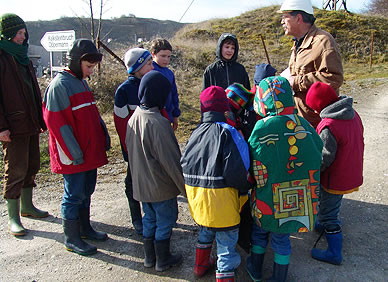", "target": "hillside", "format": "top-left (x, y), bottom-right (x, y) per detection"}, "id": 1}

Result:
top-left (35, 6), bottom-right (388, 145)
top-left (26, 16), bottom-right (185, 46)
